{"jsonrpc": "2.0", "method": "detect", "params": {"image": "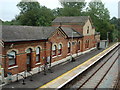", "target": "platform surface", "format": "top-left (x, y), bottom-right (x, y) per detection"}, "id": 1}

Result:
top-left (2, 48), bottom-right (104, 89)
top-left (39, 43), bottom-right (119, 89)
